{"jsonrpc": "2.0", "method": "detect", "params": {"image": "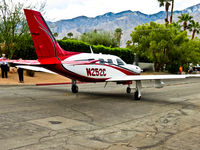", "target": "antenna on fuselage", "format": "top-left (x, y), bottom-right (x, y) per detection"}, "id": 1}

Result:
top-left (90, 46), bottom-right (94, 54)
